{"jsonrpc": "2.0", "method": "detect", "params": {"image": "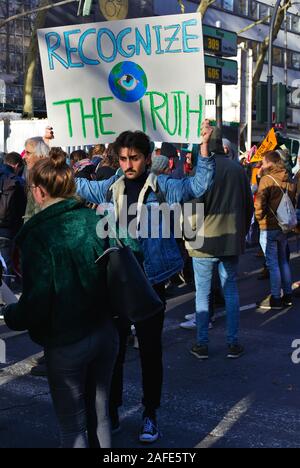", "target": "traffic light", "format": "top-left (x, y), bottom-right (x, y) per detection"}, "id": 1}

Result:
top-left (274, 83), bottom-right (287, 123)
top-left (256, 82), bottom-right (268, 124)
